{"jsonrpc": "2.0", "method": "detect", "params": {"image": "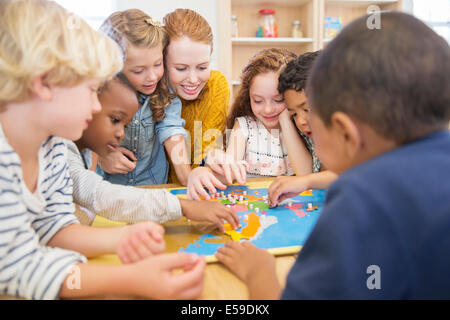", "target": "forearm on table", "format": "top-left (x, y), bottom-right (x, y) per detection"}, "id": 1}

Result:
top-left (47, 224), bottom-right (125, 258)
top-left (59, 263), bottom-right (135, 298)
top-left (247, 269), bottom-right (281, 300)
top-left (303, 170), bottom-right (338, 190)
